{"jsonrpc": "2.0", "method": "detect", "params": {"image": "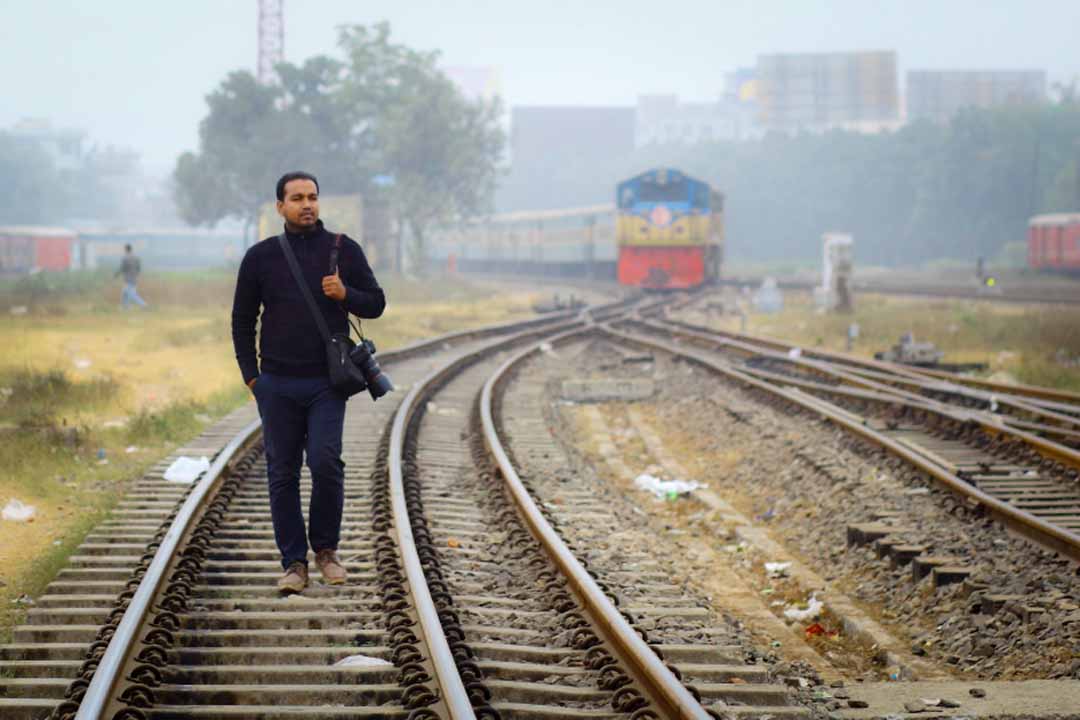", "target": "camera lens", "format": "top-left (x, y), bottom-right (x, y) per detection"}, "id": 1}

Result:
top-left (349, 340), bottom-right (394, 400)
